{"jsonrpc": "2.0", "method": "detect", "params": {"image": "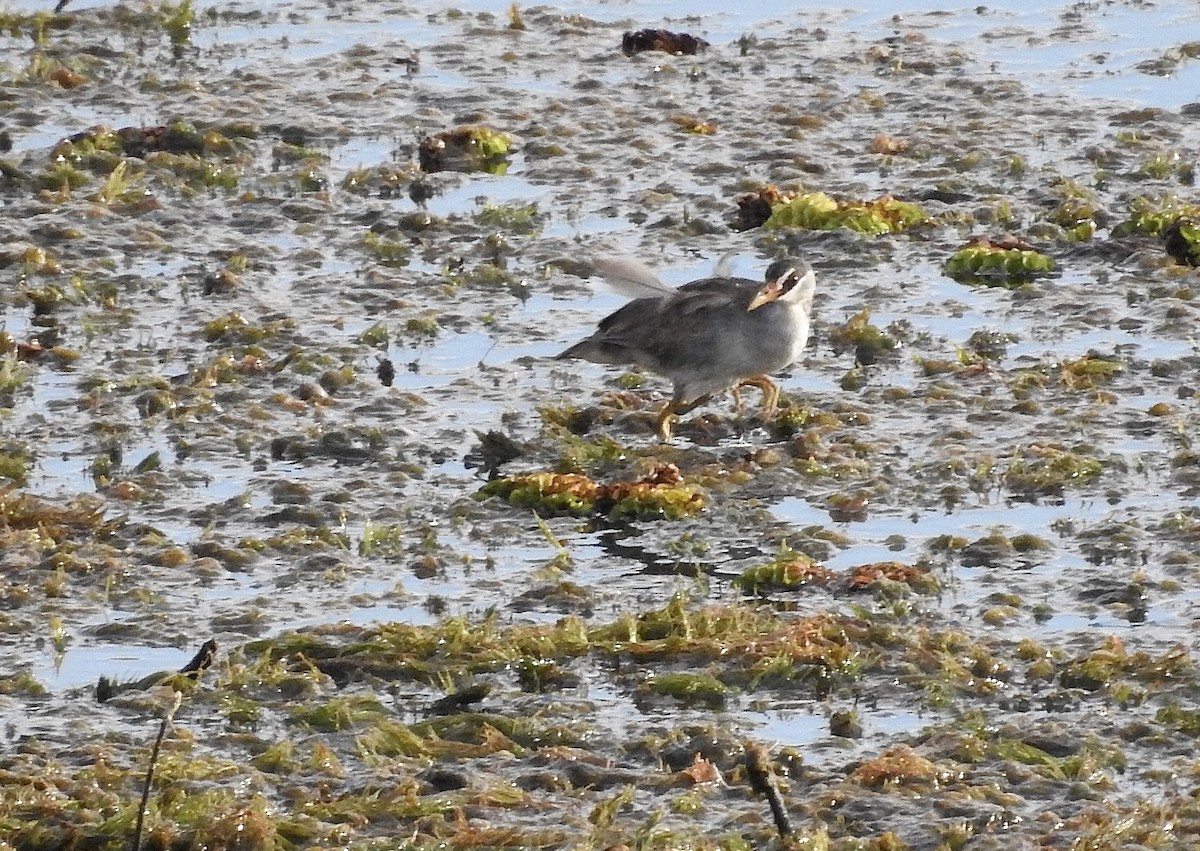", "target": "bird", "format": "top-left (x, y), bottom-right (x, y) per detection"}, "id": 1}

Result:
top-left (557, 256), bottom-right (816, 441)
